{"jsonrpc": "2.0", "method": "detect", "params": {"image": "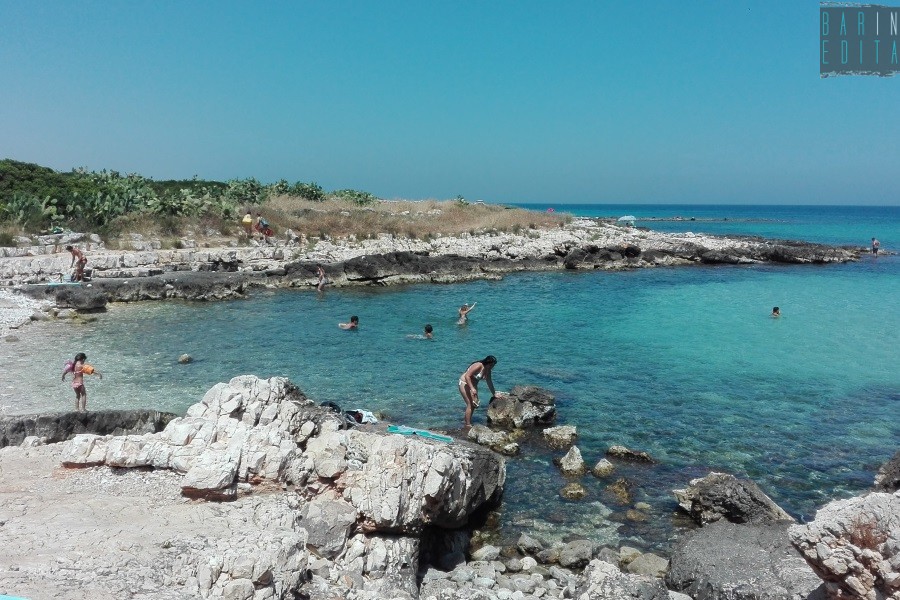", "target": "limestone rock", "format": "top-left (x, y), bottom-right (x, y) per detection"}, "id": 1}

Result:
top-left (517, 533), bottom-right (544, 555)
top-left (467, 424), bottom-right (520, 456)
top-left (300, 497), bottom-right (358, 559)
top-left (556, 445), bottom-right (587, 476)
top-left (178, 353), bottom-right (193, 364)
top-left (0, 409), bottom-right (175, 449)
top-left (789, 491), bottom-right (900, 600)
top-left (486, 385), bottom-right (556, 428)
top-left (667, 521), bottom-right (825, 600)
top-left (574, 559), bottom-right (669, 600)
top-left (874, 450), bottom-right (900, 492)
top-left (559, 539), bottom-right (594, 569)
top-left (592, 458), bottom-right (615, 478)
top-left (543, 425), bottom-right (577, 449)
top-left (606, 445), bottom-right (654, 463)
top-left (625, 553), bottom-right (669, 578)
top-left (673, 471), bottom-right (794, 526)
